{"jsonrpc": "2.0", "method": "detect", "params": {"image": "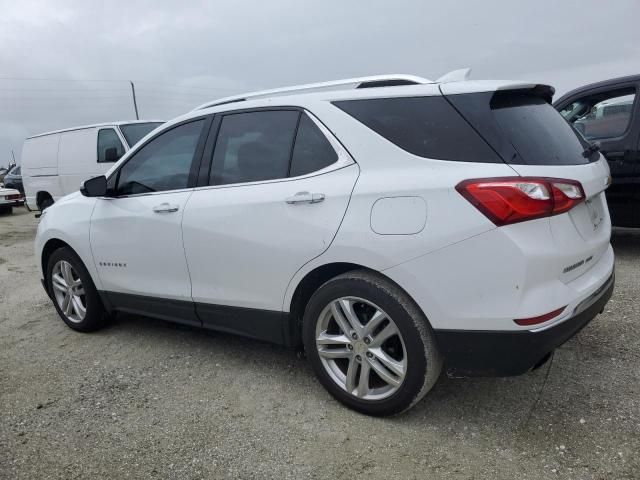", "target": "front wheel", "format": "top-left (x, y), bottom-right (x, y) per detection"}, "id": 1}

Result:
top-left (303, 270), bottom-right (442, 416)
top-left (46, 247), bottom-right (109, 332)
